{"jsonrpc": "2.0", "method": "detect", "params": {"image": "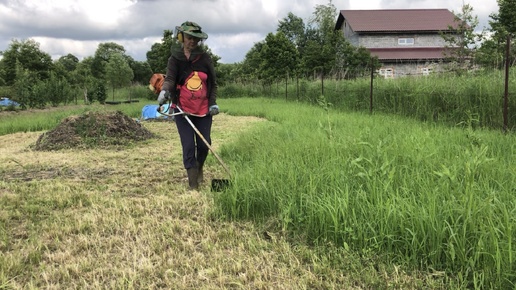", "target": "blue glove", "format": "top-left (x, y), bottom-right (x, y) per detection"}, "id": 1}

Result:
top-left (157, 90), bottom-right (170, 105)
top-left (209, 105), bottom-right (219, 116)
